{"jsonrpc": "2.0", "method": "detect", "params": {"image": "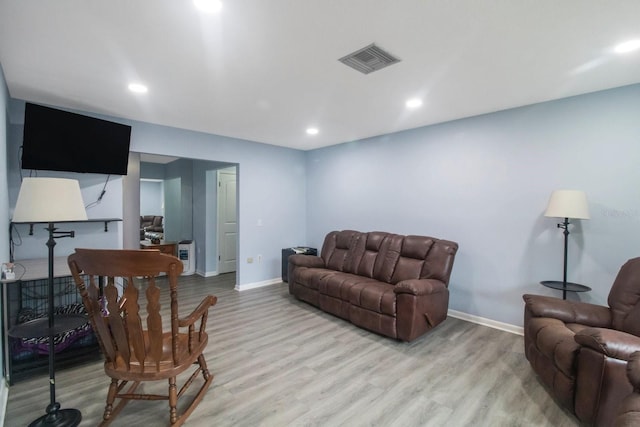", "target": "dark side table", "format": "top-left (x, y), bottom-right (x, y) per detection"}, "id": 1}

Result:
top-left (541, 280), bottom-right (591, 300)
top-left (281, 247), bottom-right (317, 282)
